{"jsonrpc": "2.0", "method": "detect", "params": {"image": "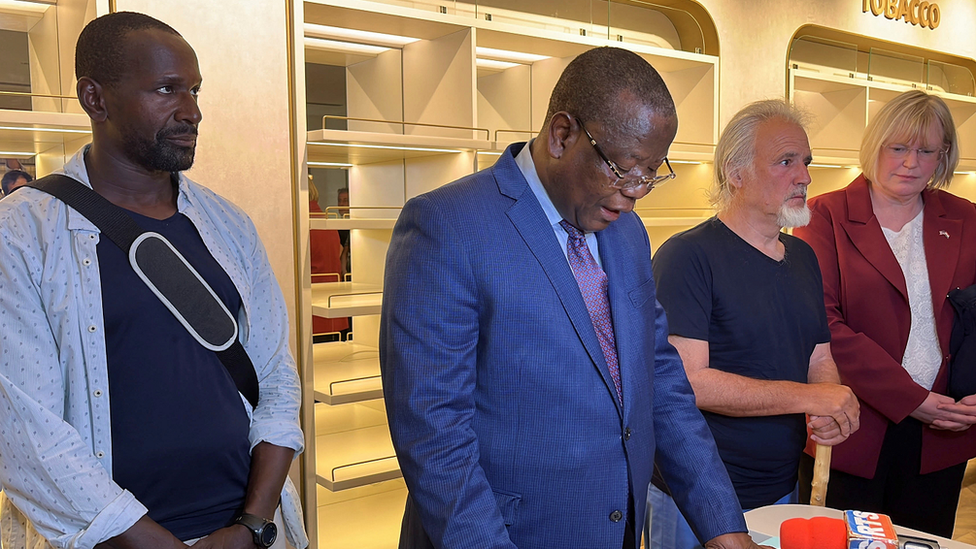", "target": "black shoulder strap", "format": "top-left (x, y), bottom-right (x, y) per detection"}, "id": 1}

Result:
top-left (28, 174), bottom-right (260, 408)
top-left (31, 174), bottom-right (143, 250)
